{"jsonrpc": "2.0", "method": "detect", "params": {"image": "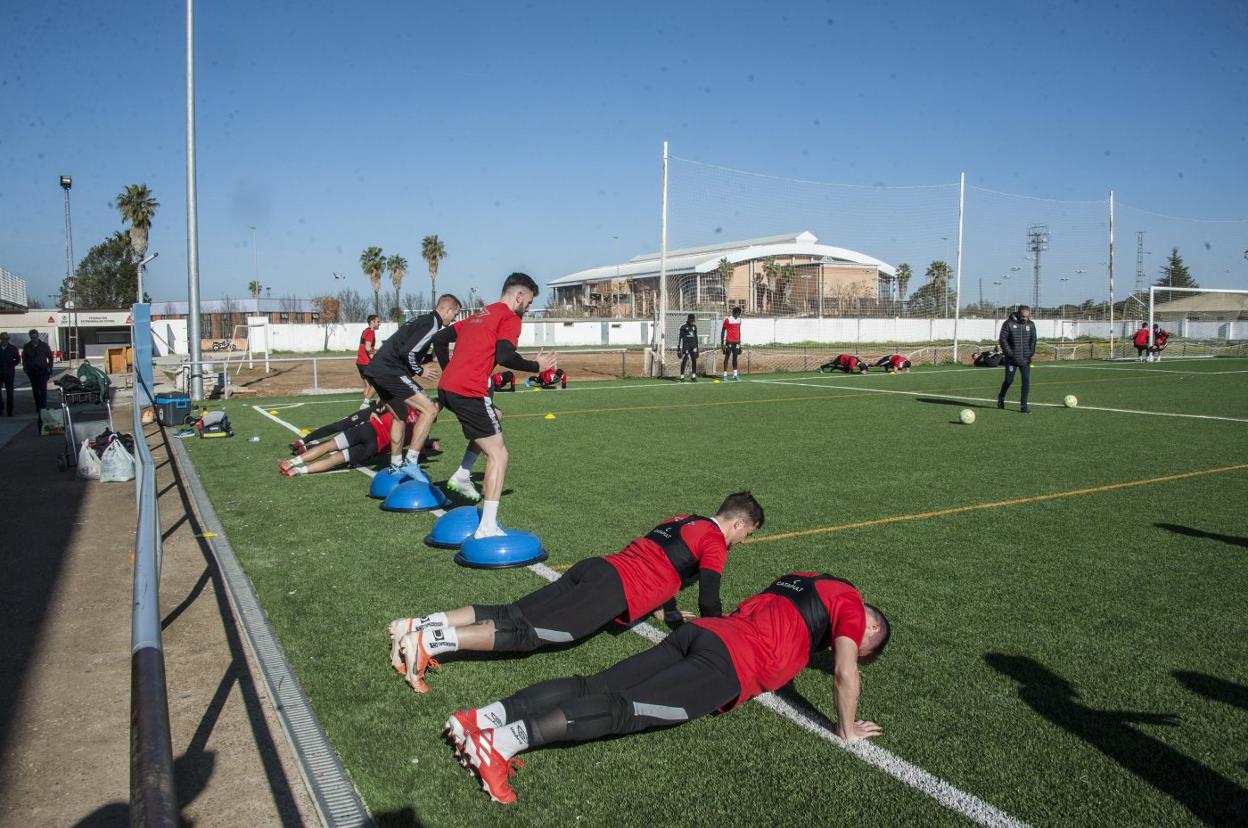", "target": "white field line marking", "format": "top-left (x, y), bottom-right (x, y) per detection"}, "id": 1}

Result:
top-left (252, 403), bottom-right (1026, 825)
top-left (751, 379), bottom-right (1248, 424)
top-left (1052, 365), bottom-right (1248, 376)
